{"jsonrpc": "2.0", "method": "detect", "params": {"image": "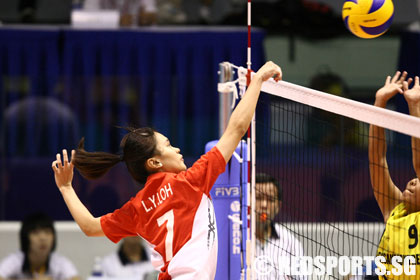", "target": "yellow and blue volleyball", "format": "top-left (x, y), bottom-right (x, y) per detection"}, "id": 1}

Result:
top-left (342, 0), bottom-right (394, 39)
